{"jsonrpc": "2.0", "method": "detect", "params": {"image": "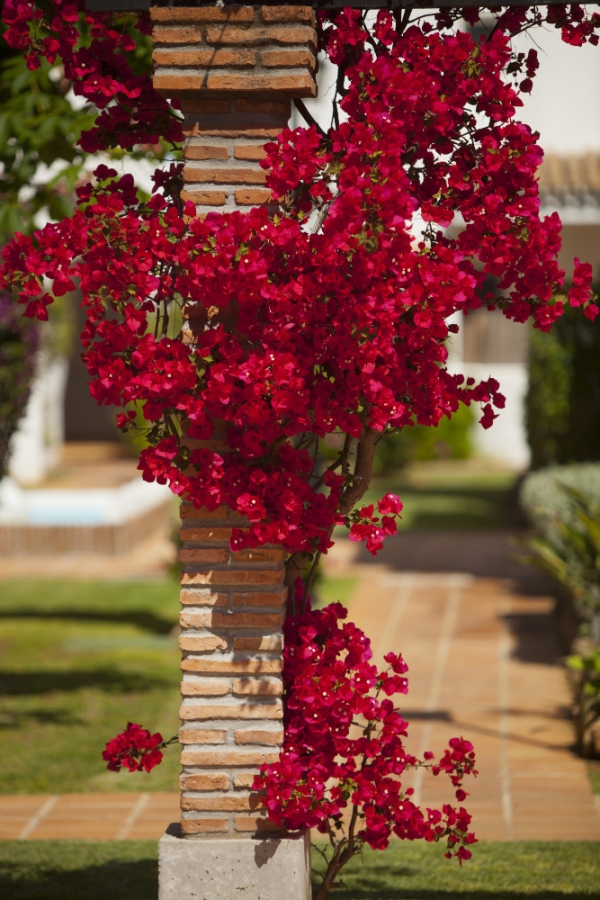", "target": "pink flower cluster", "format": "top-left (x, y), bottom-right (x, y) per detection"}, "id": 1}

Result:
top-left (102, 722), bottom-right (164, 773)
top-left (2, 6), bottom-right (597, 563)
top-left (254, 602), bottom-right (477, 860)
top-left (2, 0), bottom-right (182, 151)
top-left (3, 4), bottom-right (600, 558)
top-left (344, 493), bottom-right (404, 555)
